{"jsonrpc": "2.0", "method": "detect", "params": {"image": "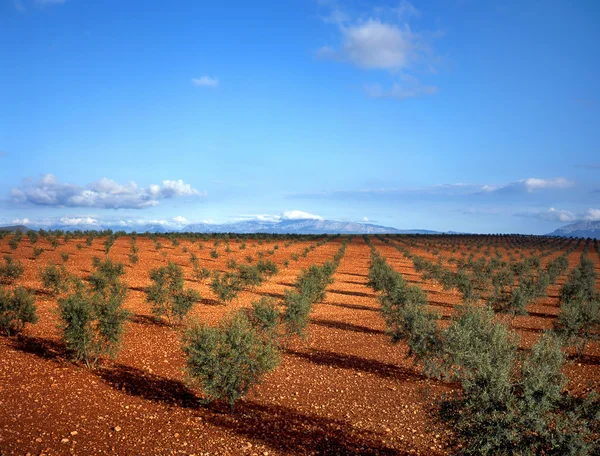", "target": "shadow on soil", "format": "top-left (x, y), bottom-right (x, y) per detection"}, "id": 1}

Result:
top-left (10, 334), bottom-right (67, 362)
top-left (210, 400), bottom-right (403, 455)
top-left (96, 363), bottom-right (200, 408)
top-left (340, 279), bottom-right (368, 286)
top-left (311, 318), bottom-right (383, 336)
top-left (255, 290), bottom-right (285, 300)
top-left (328, 289), bottom-right (375, 299)
top-left (326, 301), bottom-right (378, 312)
top-left (129, 313), bottom-right (171, 327)
top-left (95, 364), bottom-right (405, 454)
top-left (286, 348), bottom-right (424, 382)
